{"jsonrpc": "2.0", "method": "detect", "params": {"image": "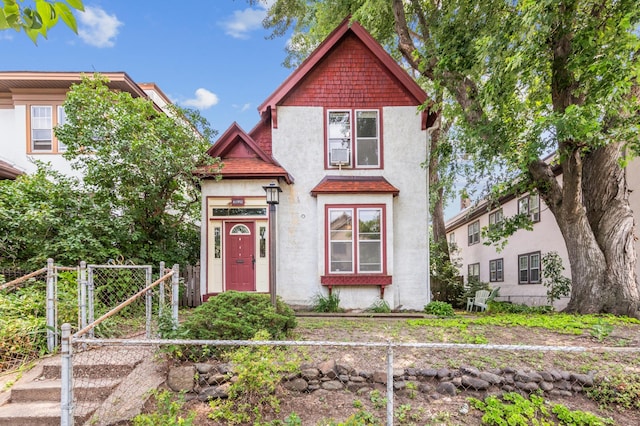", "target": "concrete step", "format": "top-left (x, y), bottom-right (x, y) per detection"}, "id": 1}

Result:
top-left (0, 401), bottom-right (96, 426)
top-left (41, 362), bottom-right (136, 380)
top-left (10, 378), bottom-right (122, 403)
